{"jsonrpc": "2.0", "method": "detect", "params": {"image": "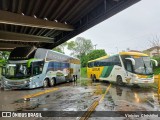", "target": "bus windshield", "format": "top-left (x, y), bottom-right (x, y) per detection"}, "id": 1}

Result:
top-left (133, 56), bottom-right (153, 75)
top-left (6, 64), bottom-right (30, 79)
